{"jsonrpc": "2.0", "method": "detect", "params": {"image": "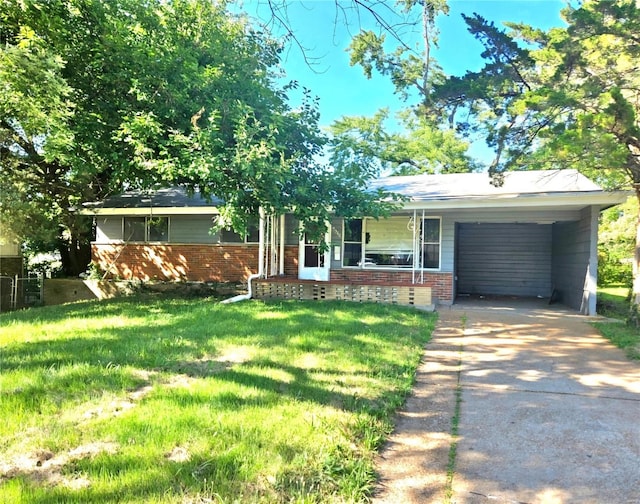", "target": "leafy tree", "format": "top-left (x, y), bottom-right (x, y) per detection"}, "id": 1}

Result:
top-left (330, 109), bottom-right (476, 175)
top-left (599, 197), bottom-right (636, 288)
top-left (430, 1), bottom-right (640, 304)
top-left (332, 0), bottom-right (476, 176)
top-left (1, 0), bottom-right (396, 275)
